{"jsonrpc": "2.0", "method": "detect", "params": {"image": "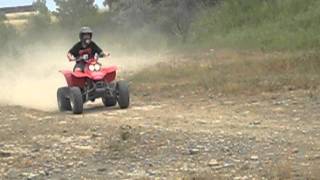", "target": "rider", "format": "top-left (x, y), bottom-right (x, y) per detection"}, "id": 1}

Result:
top-left (67, 26), bottom-right (107, 72)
